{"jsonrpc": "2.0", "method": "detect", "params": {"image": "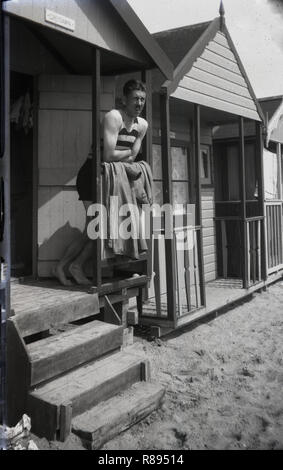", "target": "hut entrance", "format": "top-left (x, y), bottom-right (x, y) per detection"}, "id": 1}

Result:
top-left (10, 71), bottom-right (34, 278)
top-left (214, 137), bottom-right (263, 285)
